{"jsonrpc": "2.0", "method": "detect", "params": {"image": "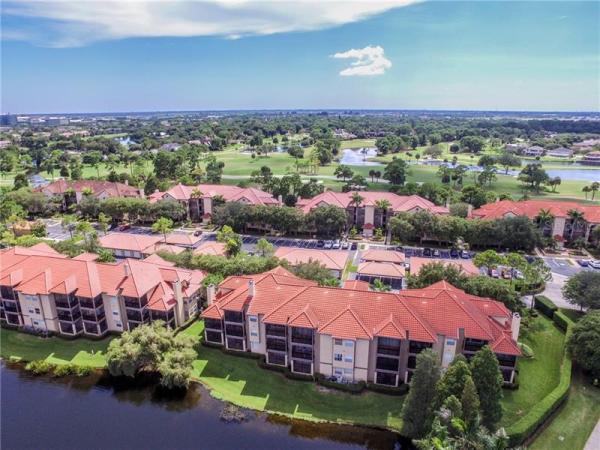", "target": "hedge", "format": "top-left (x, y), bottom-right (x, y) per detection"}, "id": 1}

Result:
top-left (552, 310), bottom-right (572, 332)
top-left (506, 324), bottom-right (573, 446)
top-left (534, 295), bottom-right (558, 319)
top-left (366, 382), bottom-right (409, 396)
top-left (315, 373), bottom-right (366, 394)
